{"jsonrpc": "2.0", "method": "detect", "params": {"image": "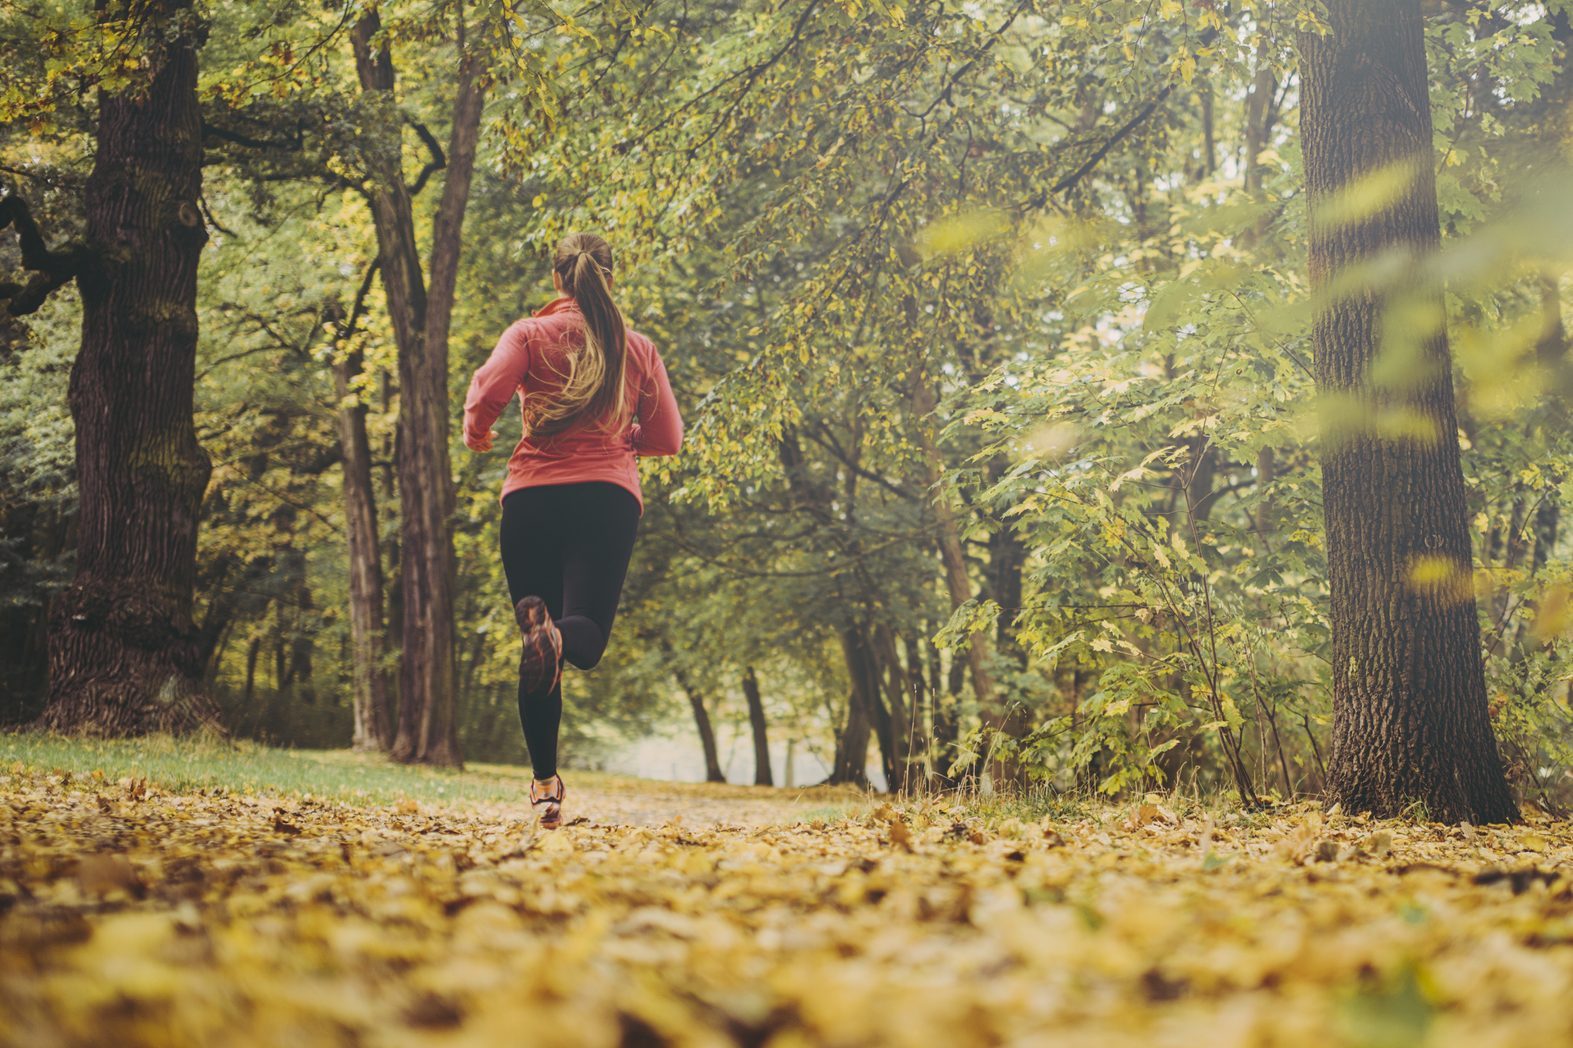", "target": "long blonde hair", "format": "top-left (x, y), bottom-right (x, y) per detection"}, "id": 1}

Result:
top-left (525, 232), bottom-right (631, 439)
